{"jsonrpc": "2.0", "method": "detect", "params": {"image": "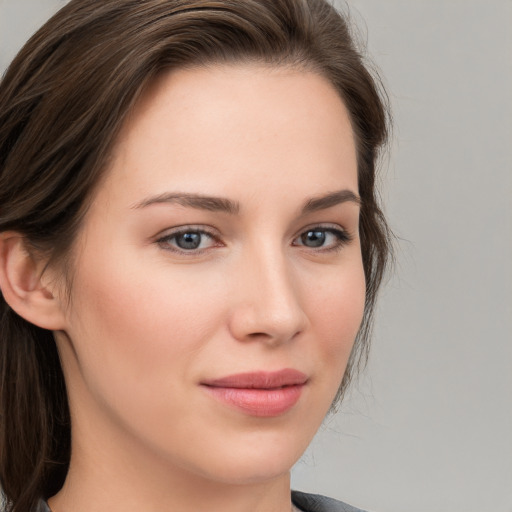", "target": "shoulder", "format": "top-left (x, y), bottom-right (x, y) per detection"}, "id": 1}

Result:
top-left (292, 490), bottom-right (370, 512)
